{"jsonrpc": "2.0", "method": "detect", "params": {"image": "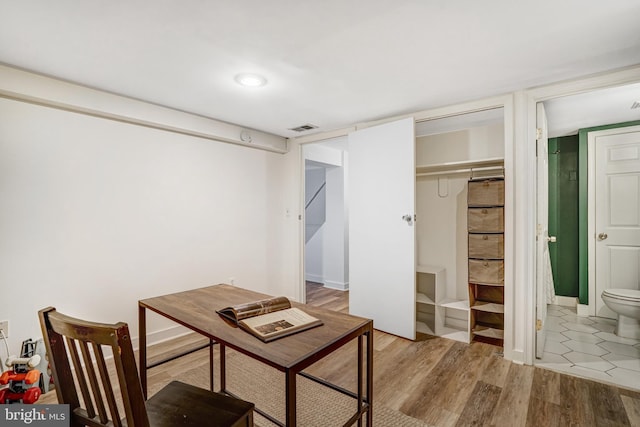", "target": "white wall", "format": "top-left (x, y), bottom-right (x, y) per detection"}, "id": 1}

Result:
top-left (0, 83), bottom-right (298, 355)
top-left (322, 164), bottom-right (348, 290)
top-left (304, 166), bottom-right (326, 229)
top-left (416, 176), bottom-right (469, 300)
top-left (305, 231), bottom-right (324, 282)
top-left (304, 166), bottom-right (325, 282)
